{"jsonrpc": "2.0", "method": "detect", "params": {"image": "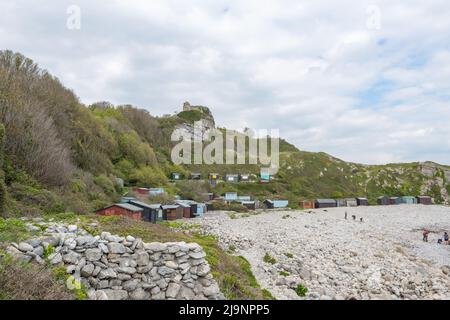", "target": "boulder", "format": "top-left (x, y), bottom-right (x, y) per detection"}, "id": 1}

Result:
top-left (81, 263), bottom-right (95, 277)
top-left (85, 248), bottom-right (103, 261)
top-left (108, 242), bottom-right (127, 254)
top-left (136, 252), bottom-right (150, 266)
top-left (18, 242), bottom-right (34, 252)
top-left (166, 283), bottom-right (181, 298)
top-left (103, 289), bottom-right (128, 300)
top-left (63, 251), bottom-right (80, 264)
top-left (98, 268), bottom-right (117, 280)
top-left (130, 288), bottom-right (150, 300)
top-left (144, 243), bottom-right (167, 252)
